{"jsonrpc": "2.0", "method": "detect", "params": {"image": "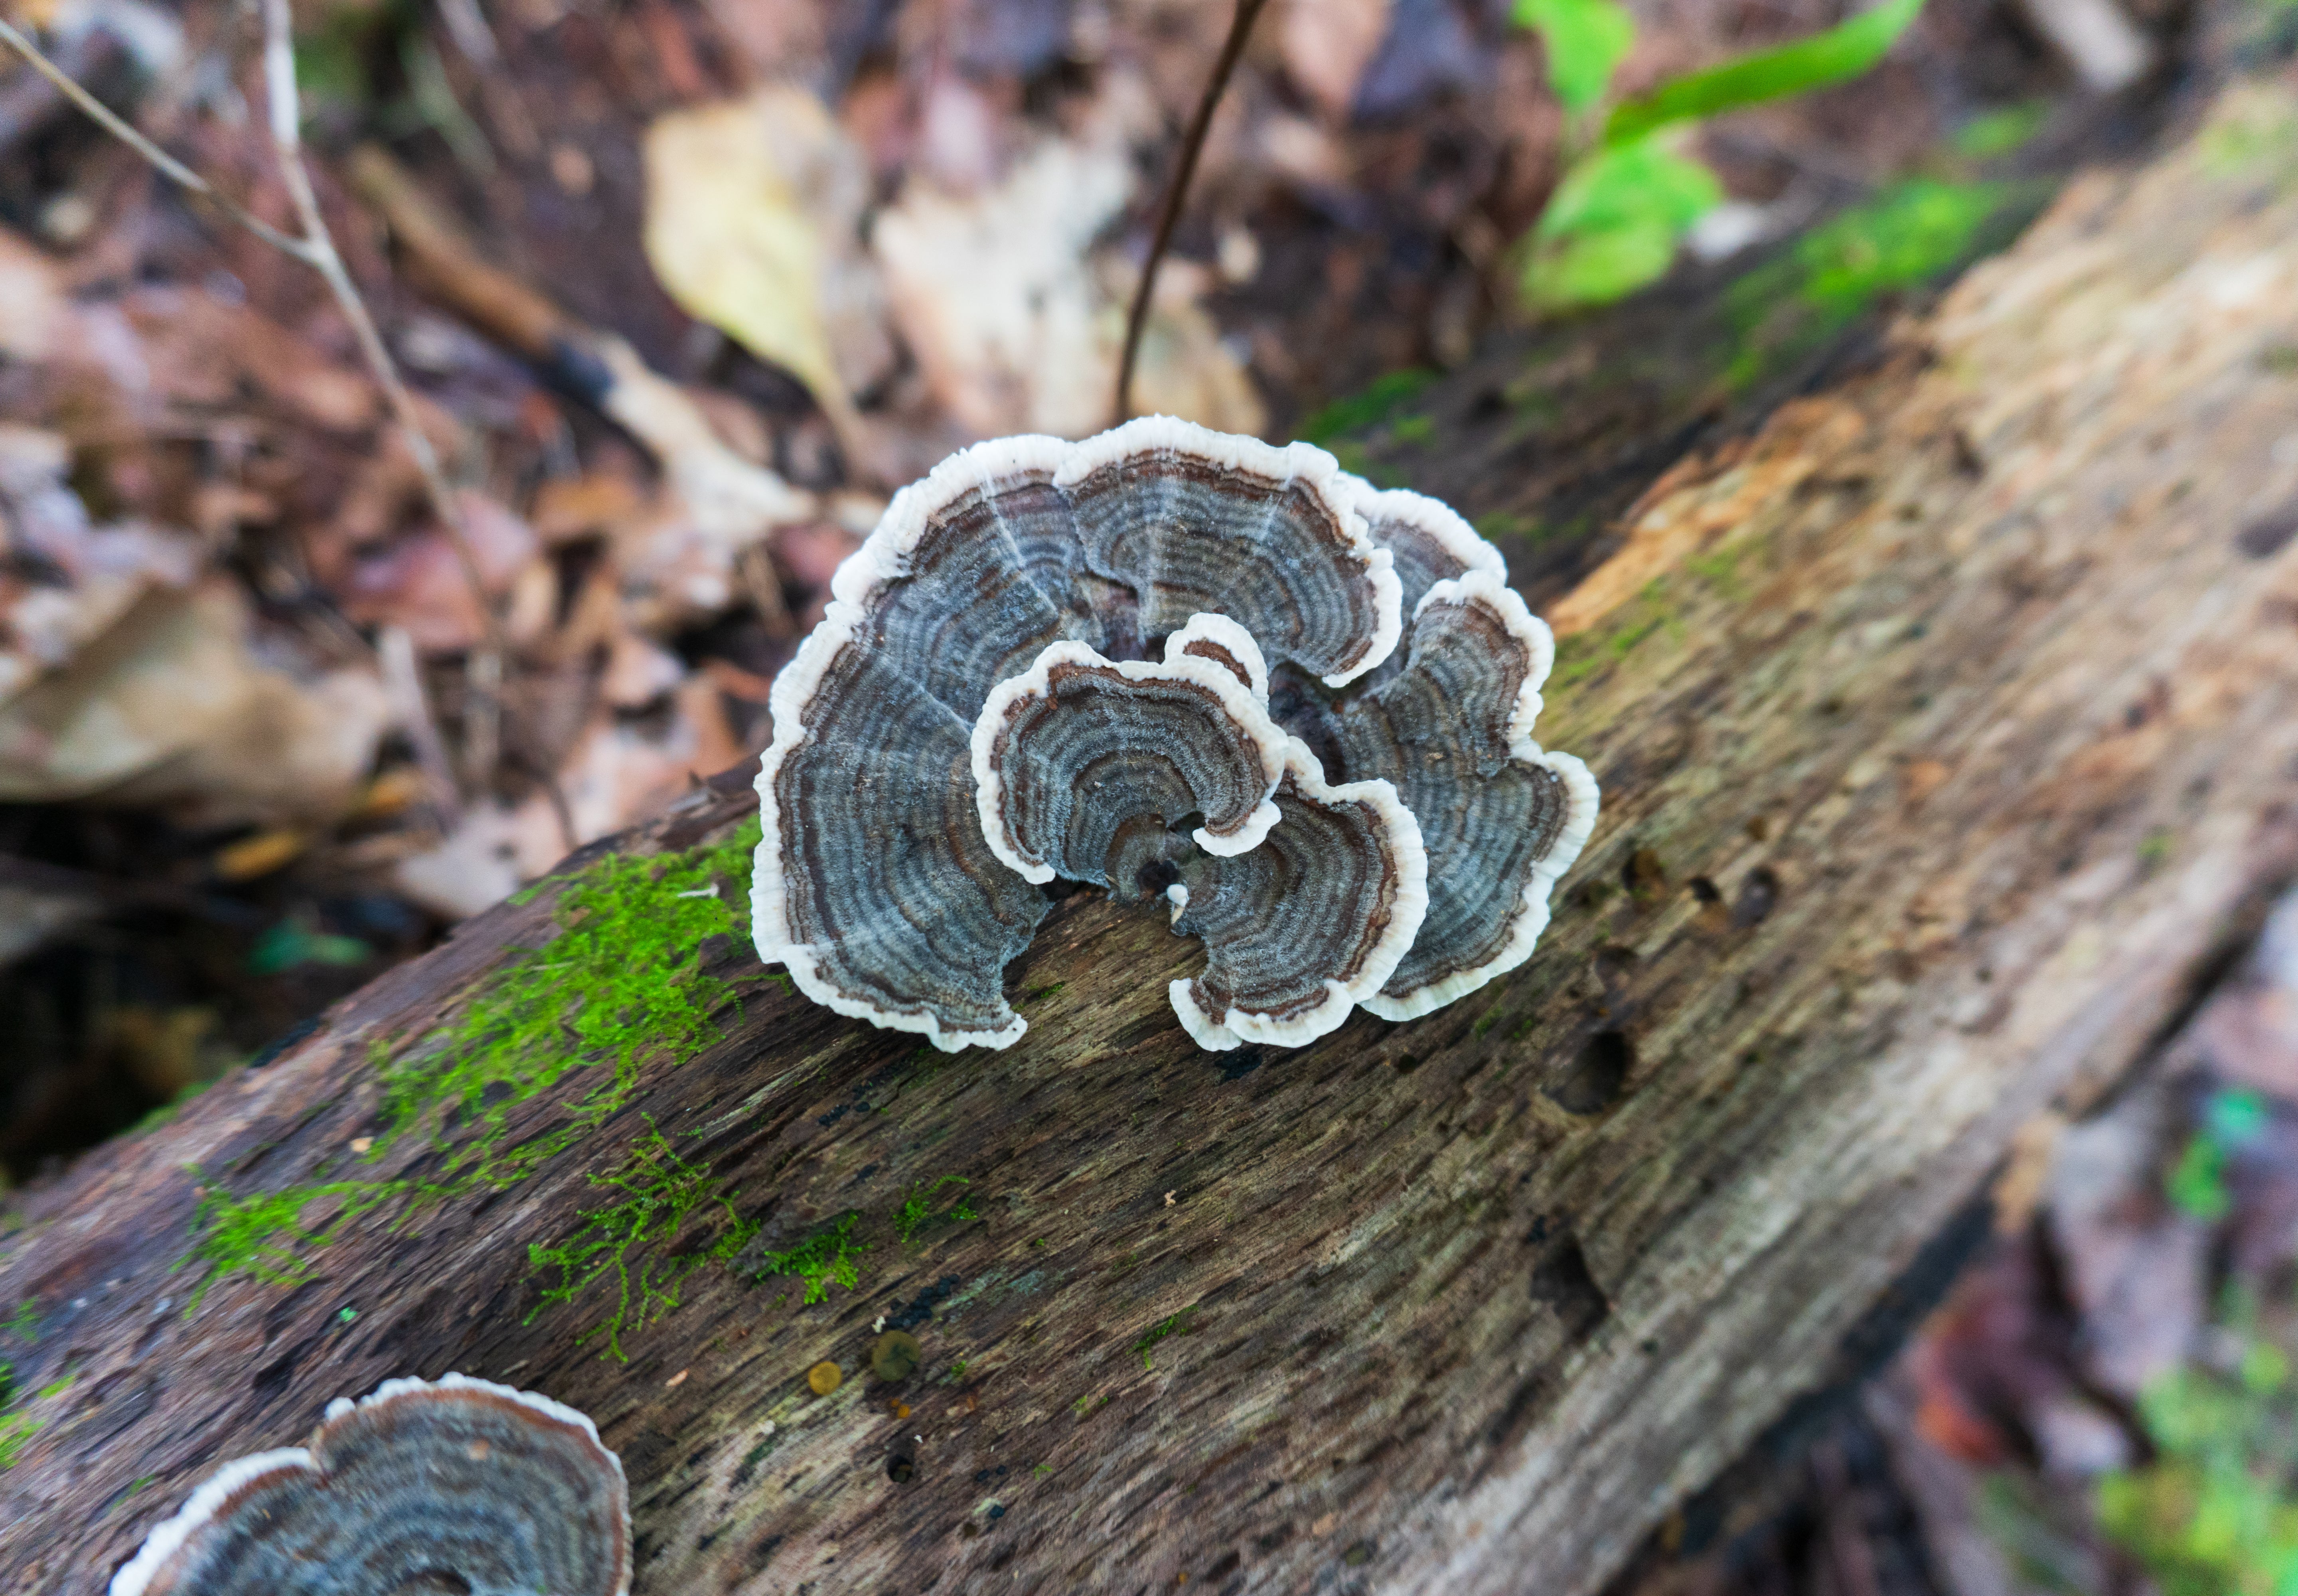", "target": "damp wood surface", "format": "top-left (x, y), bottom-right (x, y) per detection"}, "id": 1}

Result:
top-left (9, 79), bottom-right (2298, 1596)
